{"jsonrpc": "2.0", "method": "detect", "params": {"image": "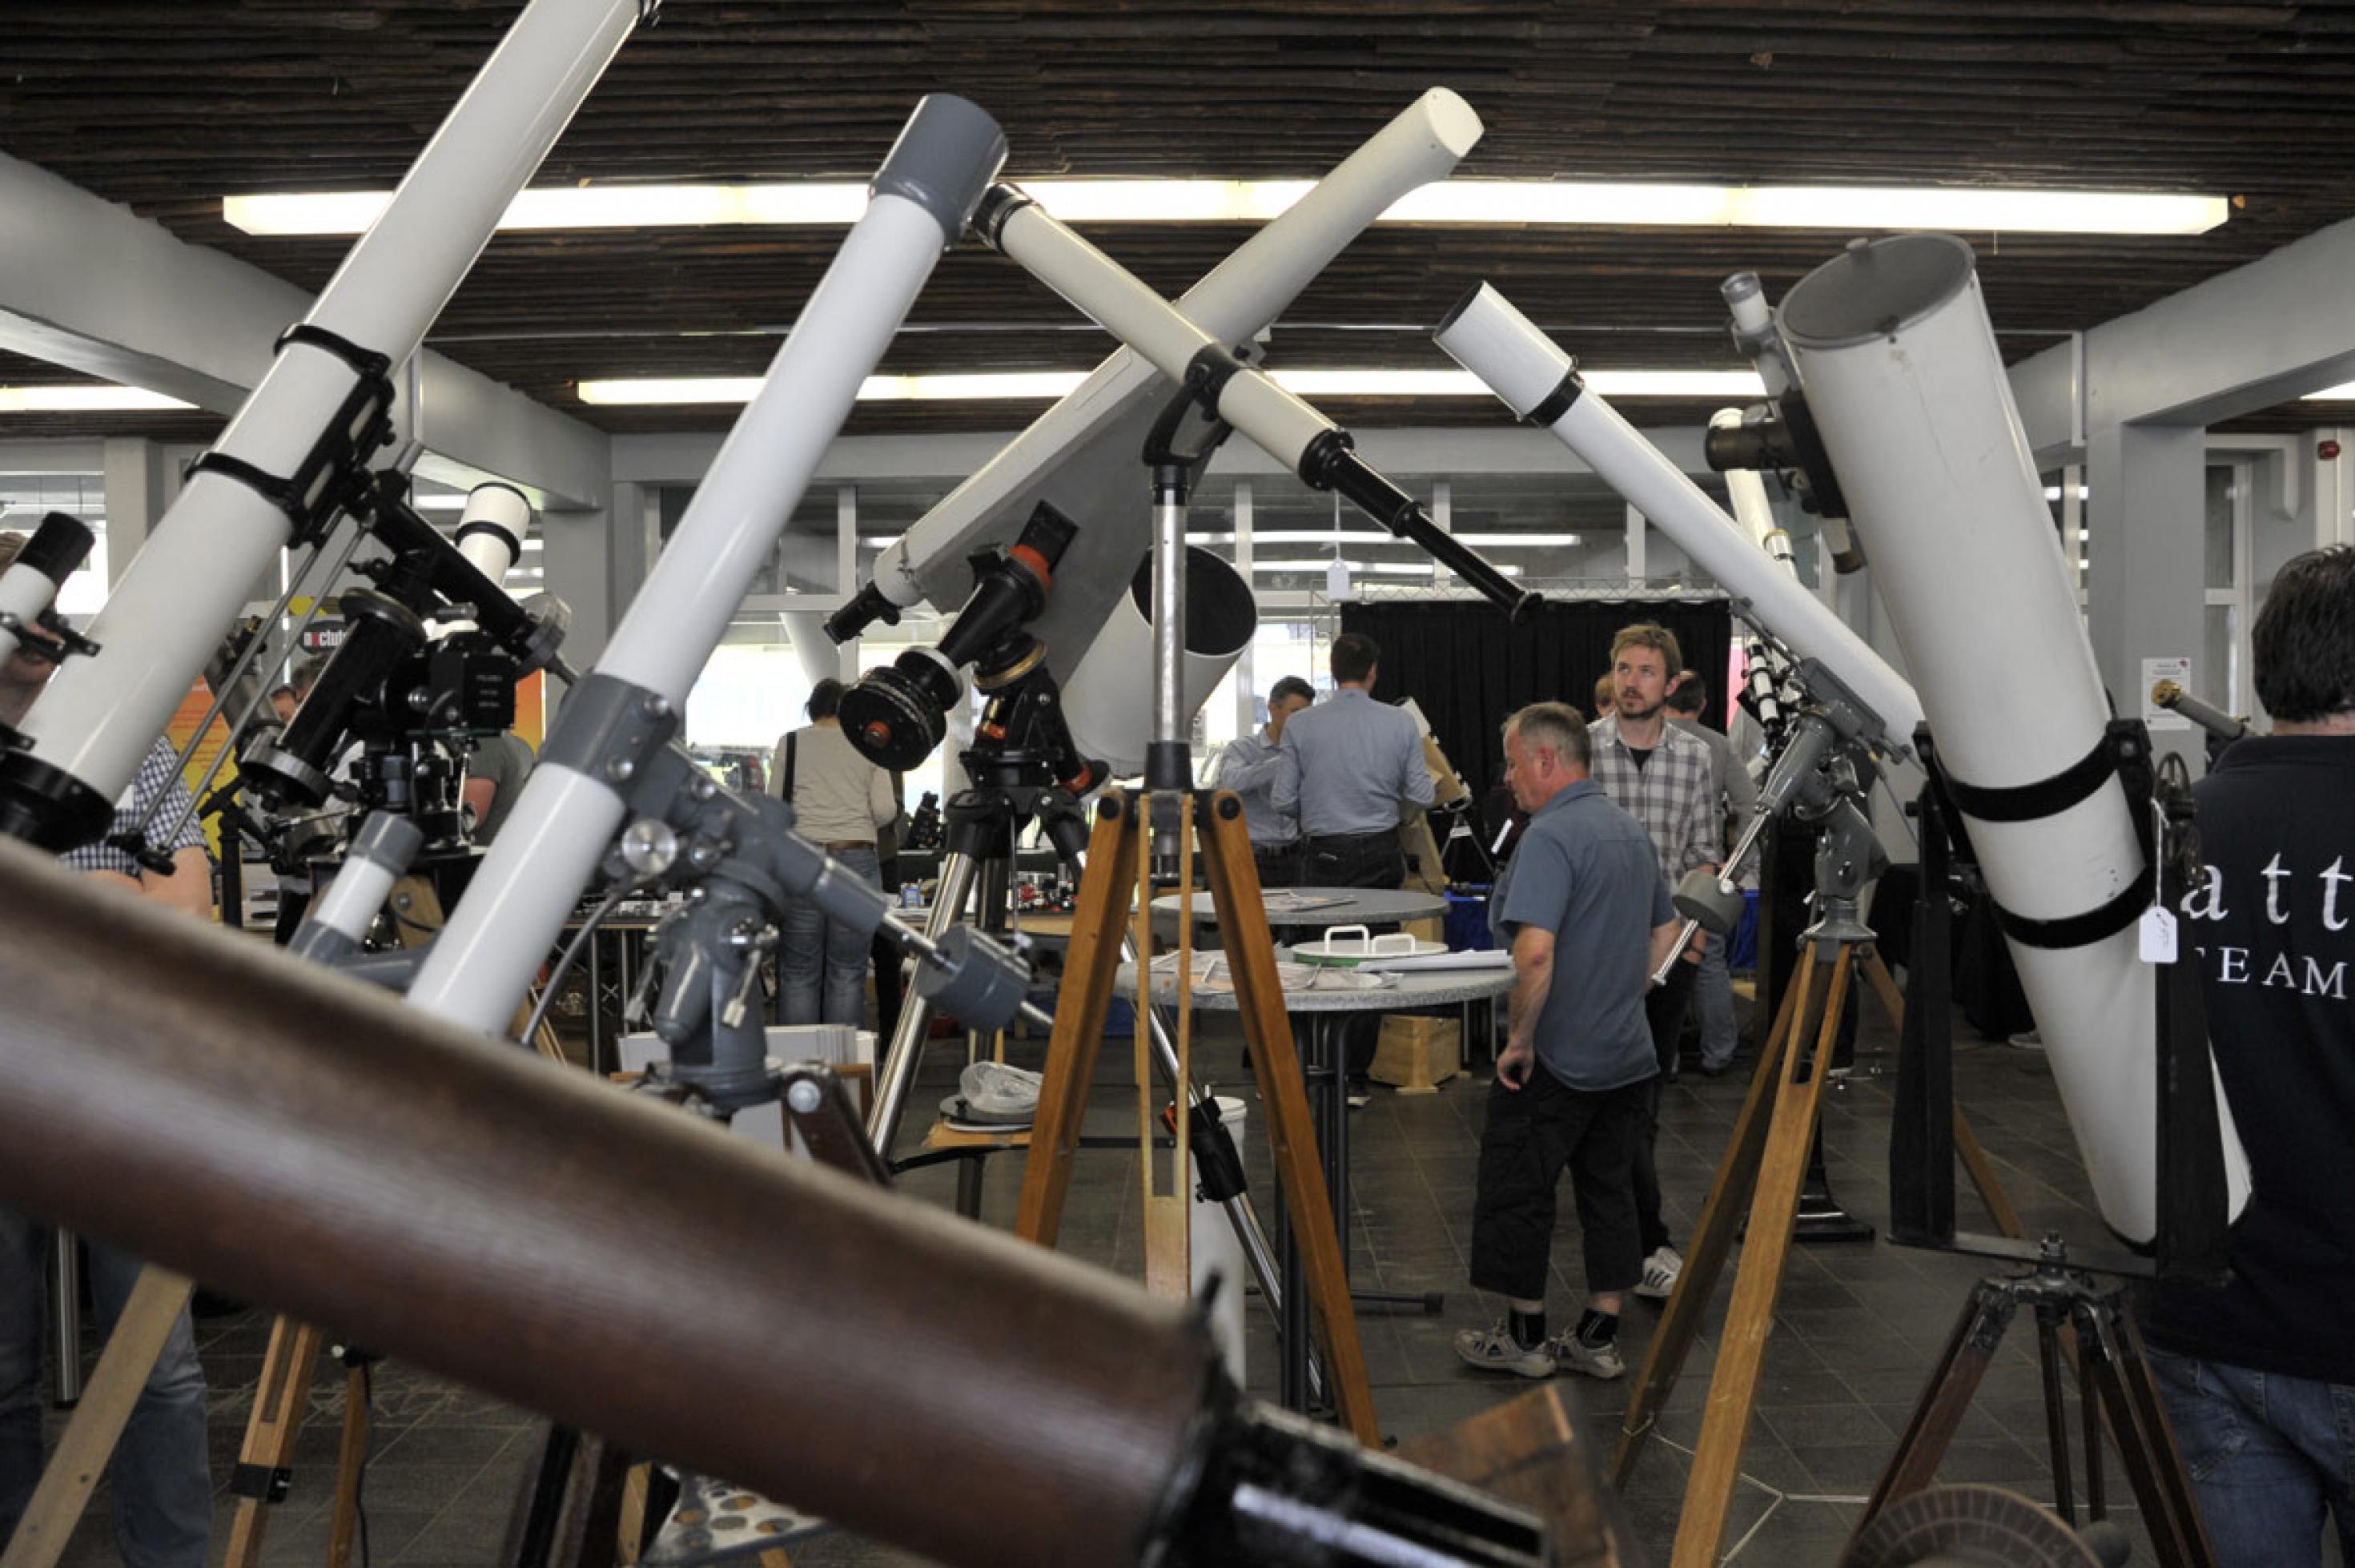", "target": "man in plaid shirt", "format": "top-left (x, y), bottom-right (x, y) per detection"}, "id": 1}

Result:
top-left (0, 529), bottom-right (213, 1567)
top-left (1589, 621), bottom-right (1718, 1305)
